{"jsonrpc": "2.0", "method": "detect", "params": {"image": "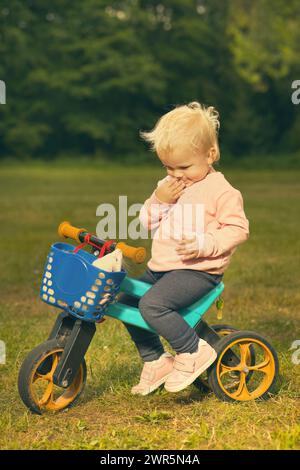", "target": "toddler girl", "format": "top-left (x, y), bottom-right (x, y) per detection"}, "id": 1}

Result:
top-left (121, 101), bottom-right (249, 395)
